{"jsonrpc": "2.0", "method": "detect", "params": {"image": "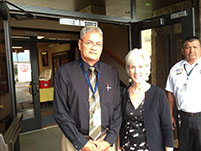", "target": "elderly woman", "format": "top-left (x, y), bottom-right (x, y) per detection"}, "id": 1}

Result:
top-left (120, 49), bottom-right (174, 151)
